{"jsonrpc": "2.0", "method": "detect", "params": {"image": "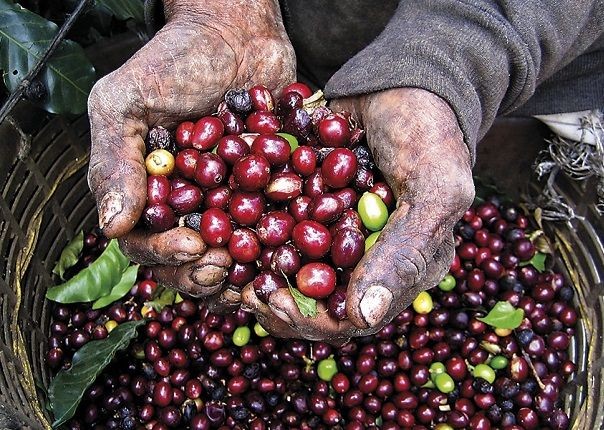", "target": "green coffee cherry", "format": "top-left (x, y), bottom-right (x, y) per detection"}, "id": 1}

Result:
top-left (489, 355), bottom-right (509, 370)
top-left (232, 326), bottom-right (251, 347)
top-left (434, 373), bottom-right (455, 393)
top-left (317, 357), bottom-right (338, 382)
top-left (472, 363), bottom-right (496, 384)
top-left (365, 231), bottom-right (381, 251)
top-left (438, 274), bottom-right (456, 291)
top-left (253, 322), bottom-right (269, 337)
top-left (358, 192), bottom-right (388, 231)
top-left (412, 291), bottom-right (434, 314)
top-left (429, 362), bottom-right (446, 380)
